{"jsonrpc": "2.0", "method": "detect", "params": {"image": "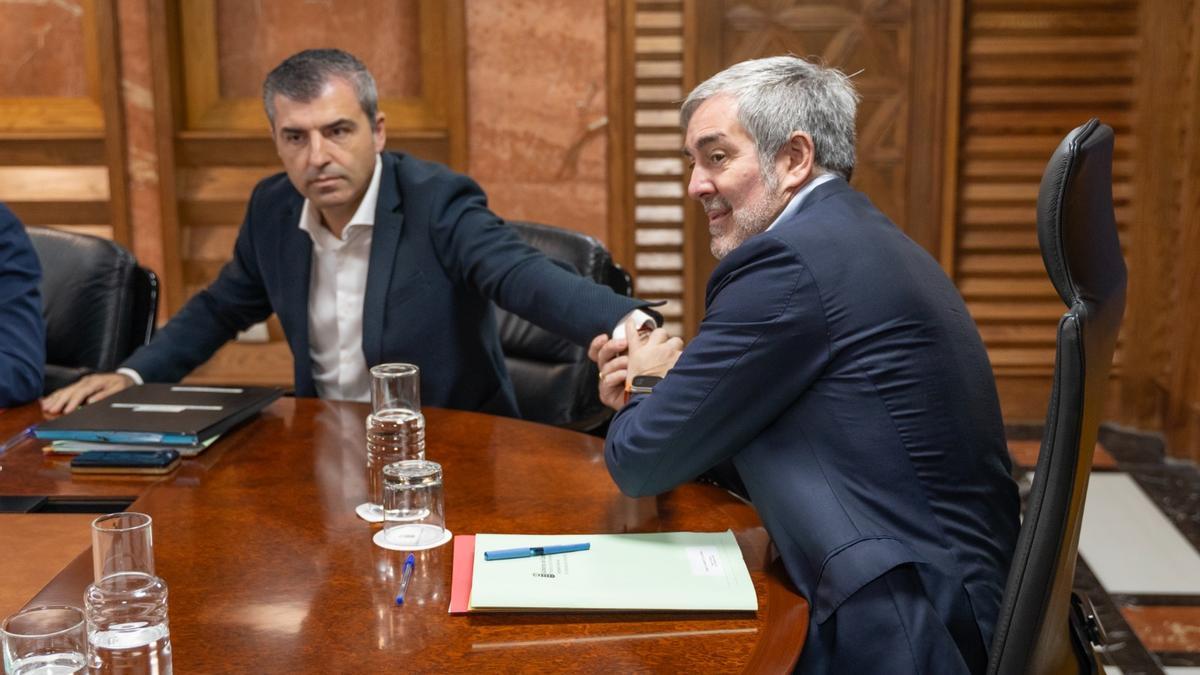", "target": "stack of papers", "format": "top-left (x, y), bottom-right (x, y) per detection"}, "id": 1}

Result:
top-left (44, 435), bottom-right (220, 458)
top-left (450, 530), bottom-right (758, 613)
